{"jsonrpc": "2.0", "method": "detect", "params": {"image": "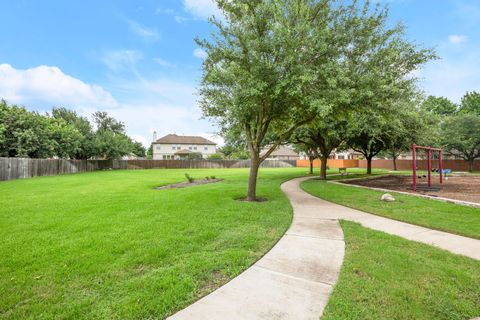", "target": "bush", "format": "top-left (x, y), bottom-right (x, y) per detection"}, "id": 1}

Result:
top-left (208, 153), bottom-right (223, 160)
top-left (185, 173), bottom-right (195, 183)
top-left (210, 175), bottom-right (216, 180)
